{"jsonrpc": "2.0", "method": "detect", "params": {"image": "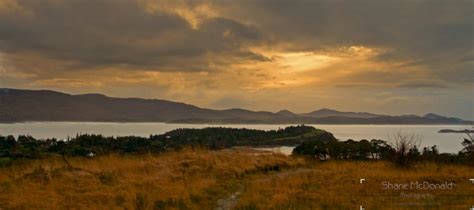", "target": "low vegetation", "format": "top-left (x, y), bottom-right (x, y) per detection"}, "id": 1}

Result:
top-left (236, 161), bottom-right (474, 209)
top-left (0, 149), bottom-right (472, 209)
top-left (0, 149), bottom-right (303, 209)
top-left (1, 126), bottom-right (473, 209)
